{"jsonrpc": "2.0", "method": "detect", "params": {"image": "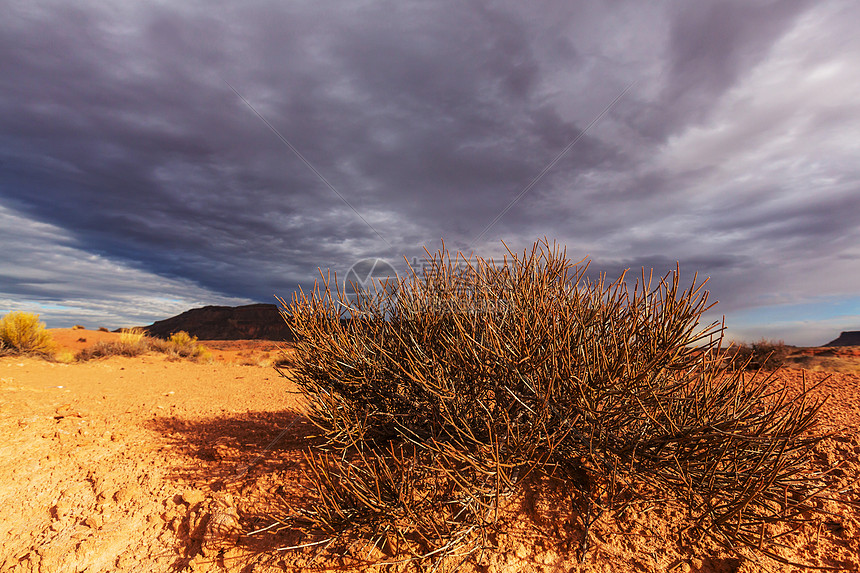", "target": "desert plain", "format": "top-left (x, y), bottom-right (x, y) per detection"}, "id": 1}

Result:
top-left (1, 330), bottom-right (859, 573)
